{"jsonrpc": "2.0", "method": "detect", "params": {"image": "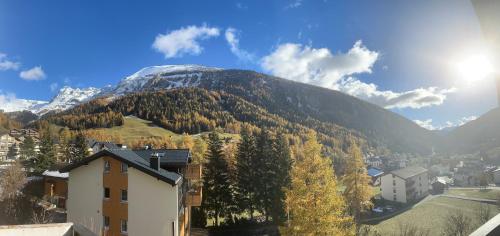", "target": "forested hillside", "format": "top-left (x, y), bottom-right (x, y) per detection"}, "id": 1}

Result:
top-left (0, 112), bottom-right (21, 135)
